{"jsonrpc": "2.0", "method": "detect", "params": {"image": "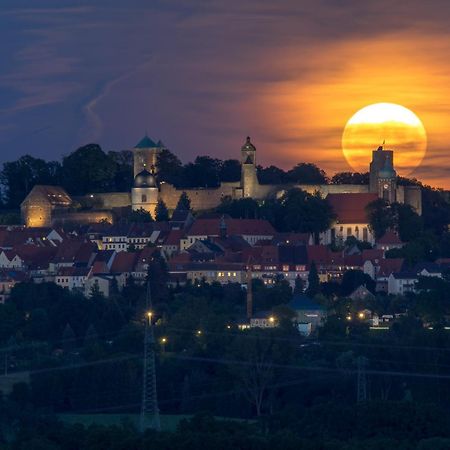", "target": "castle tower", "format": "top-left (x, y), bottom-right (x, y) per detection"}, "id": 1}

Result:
top-left (240, 136), bottom-right (258, 198)
top-left (132, 166), bottom-right (159, 218)
top-left (133, 135), bottom-right (164, 178)
top-left (377, 157), bottom-right (397, 203)
top-left (369, 145), bottom-right (398, 203)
